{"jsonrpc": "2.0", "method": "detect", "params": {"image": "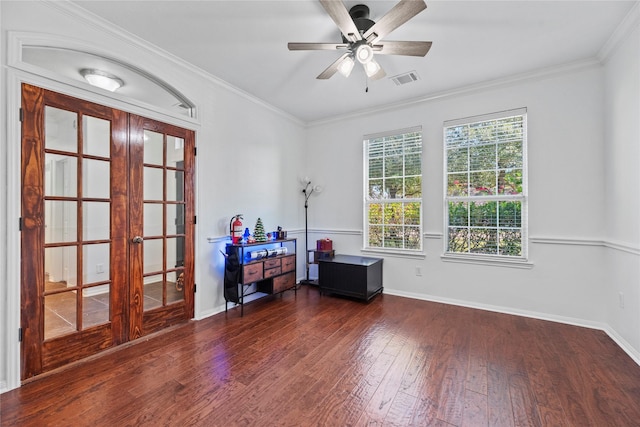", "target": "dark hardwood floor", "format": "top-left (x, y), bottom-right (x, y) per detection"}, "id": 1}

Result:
top-left (2, 285), bottom-right (640, 426)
